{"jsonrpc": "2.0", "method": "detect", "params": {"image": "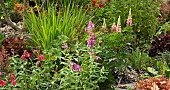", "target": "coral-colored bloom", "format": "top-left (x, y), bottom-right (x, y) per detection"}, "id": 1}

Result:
top-left (92, 0), bottom-right (97, 6)
top-left (25, 51), bottom-right (30, 58)
top-left (38, 54), bottom-right (44, 61)
top-left (0, 80), bottom-right (6, 87)
top-left (20, 55), bottom-right (25, 60)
